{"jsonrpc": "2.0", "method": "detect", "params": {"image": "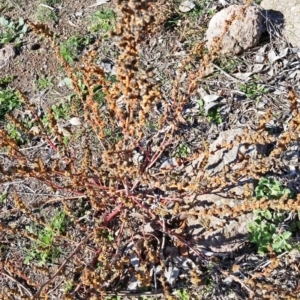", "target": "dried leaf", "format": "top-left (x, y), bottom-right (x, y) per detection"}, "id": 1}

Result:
top-left (268, 48), bottom-right (289, 64)
top-left (173, 256), bottom-right (196, 270)
top-left (88, 0), bottom-right (110, 8)
top-left (255, 54), bottom-right (265, 63)
top-left (164, 266), bottom-right (180, 285)
top-left (69, 117), bottom-right (81, 126)
top-left (202, 94), bottom-right (221, 103)
top-left (179, 1), bottom-right (195, 12)
top-left (206, 129), bottom-right (244, 175)
top-left (251, 64), bottom-right (265, 73)
top-left (130, 254), bottom-right (140, 269)
top-left (128, 275), bottom-right (139, 290)
top-left (160, 158), bottom-right (180, 170)
top-left (129, 212), bottom-right (144, 220)
top-left (30, 126), bottom-right (40, 135)
top-left (233, 72), bottom-right (253, 81)
top-left (144, 222), bottom-right (155, 233)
